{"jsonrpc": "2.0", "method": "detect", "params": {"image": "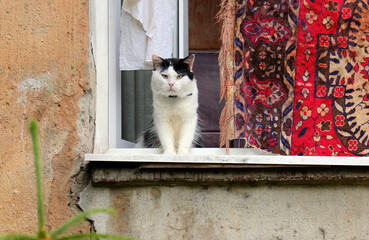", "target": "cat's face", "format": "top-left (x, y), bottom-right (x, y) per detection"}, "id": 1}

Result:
top-left (151, 55), bottom-right (196, 97)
